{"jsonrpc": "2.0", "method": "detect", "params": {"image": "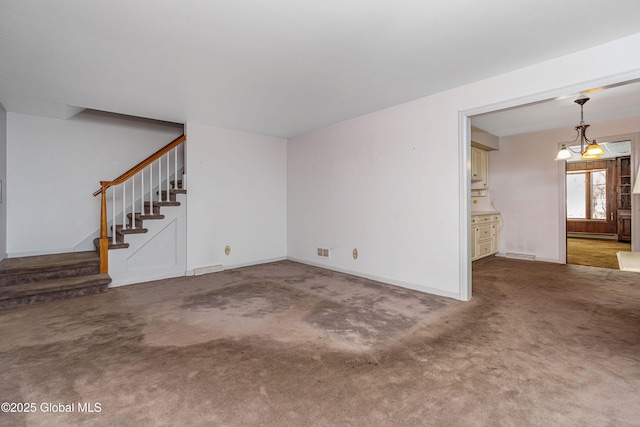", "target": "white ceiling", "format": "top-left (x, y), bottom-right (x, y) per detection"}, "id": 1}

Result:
top-left (2, 0), bottom-right (640, 138)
